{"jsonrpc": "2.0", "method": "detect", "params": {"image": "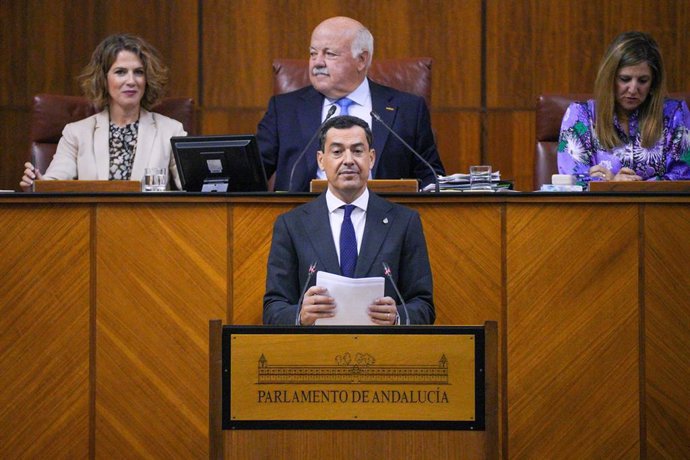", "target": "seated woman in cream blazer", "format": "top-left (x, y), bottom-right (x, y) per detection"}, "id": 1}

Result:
top-left (21, 34), bottom-right (184, 190)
